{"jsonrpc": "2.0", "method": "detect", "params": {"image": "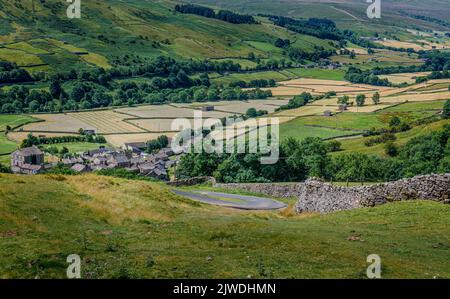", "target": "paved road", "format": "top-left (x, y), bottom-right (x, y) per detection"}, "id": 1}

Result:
top-left (172, 190), bottom-right (287, 210)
